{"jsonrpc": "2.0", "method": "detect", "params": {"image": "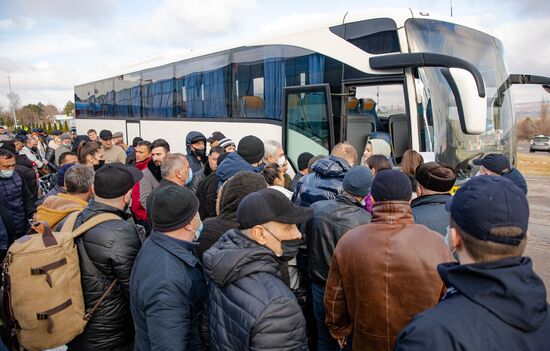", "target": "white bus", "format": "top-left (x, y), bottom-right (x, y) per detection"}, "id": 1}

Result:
top-left (74, 8), bottom-right (550, 180)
